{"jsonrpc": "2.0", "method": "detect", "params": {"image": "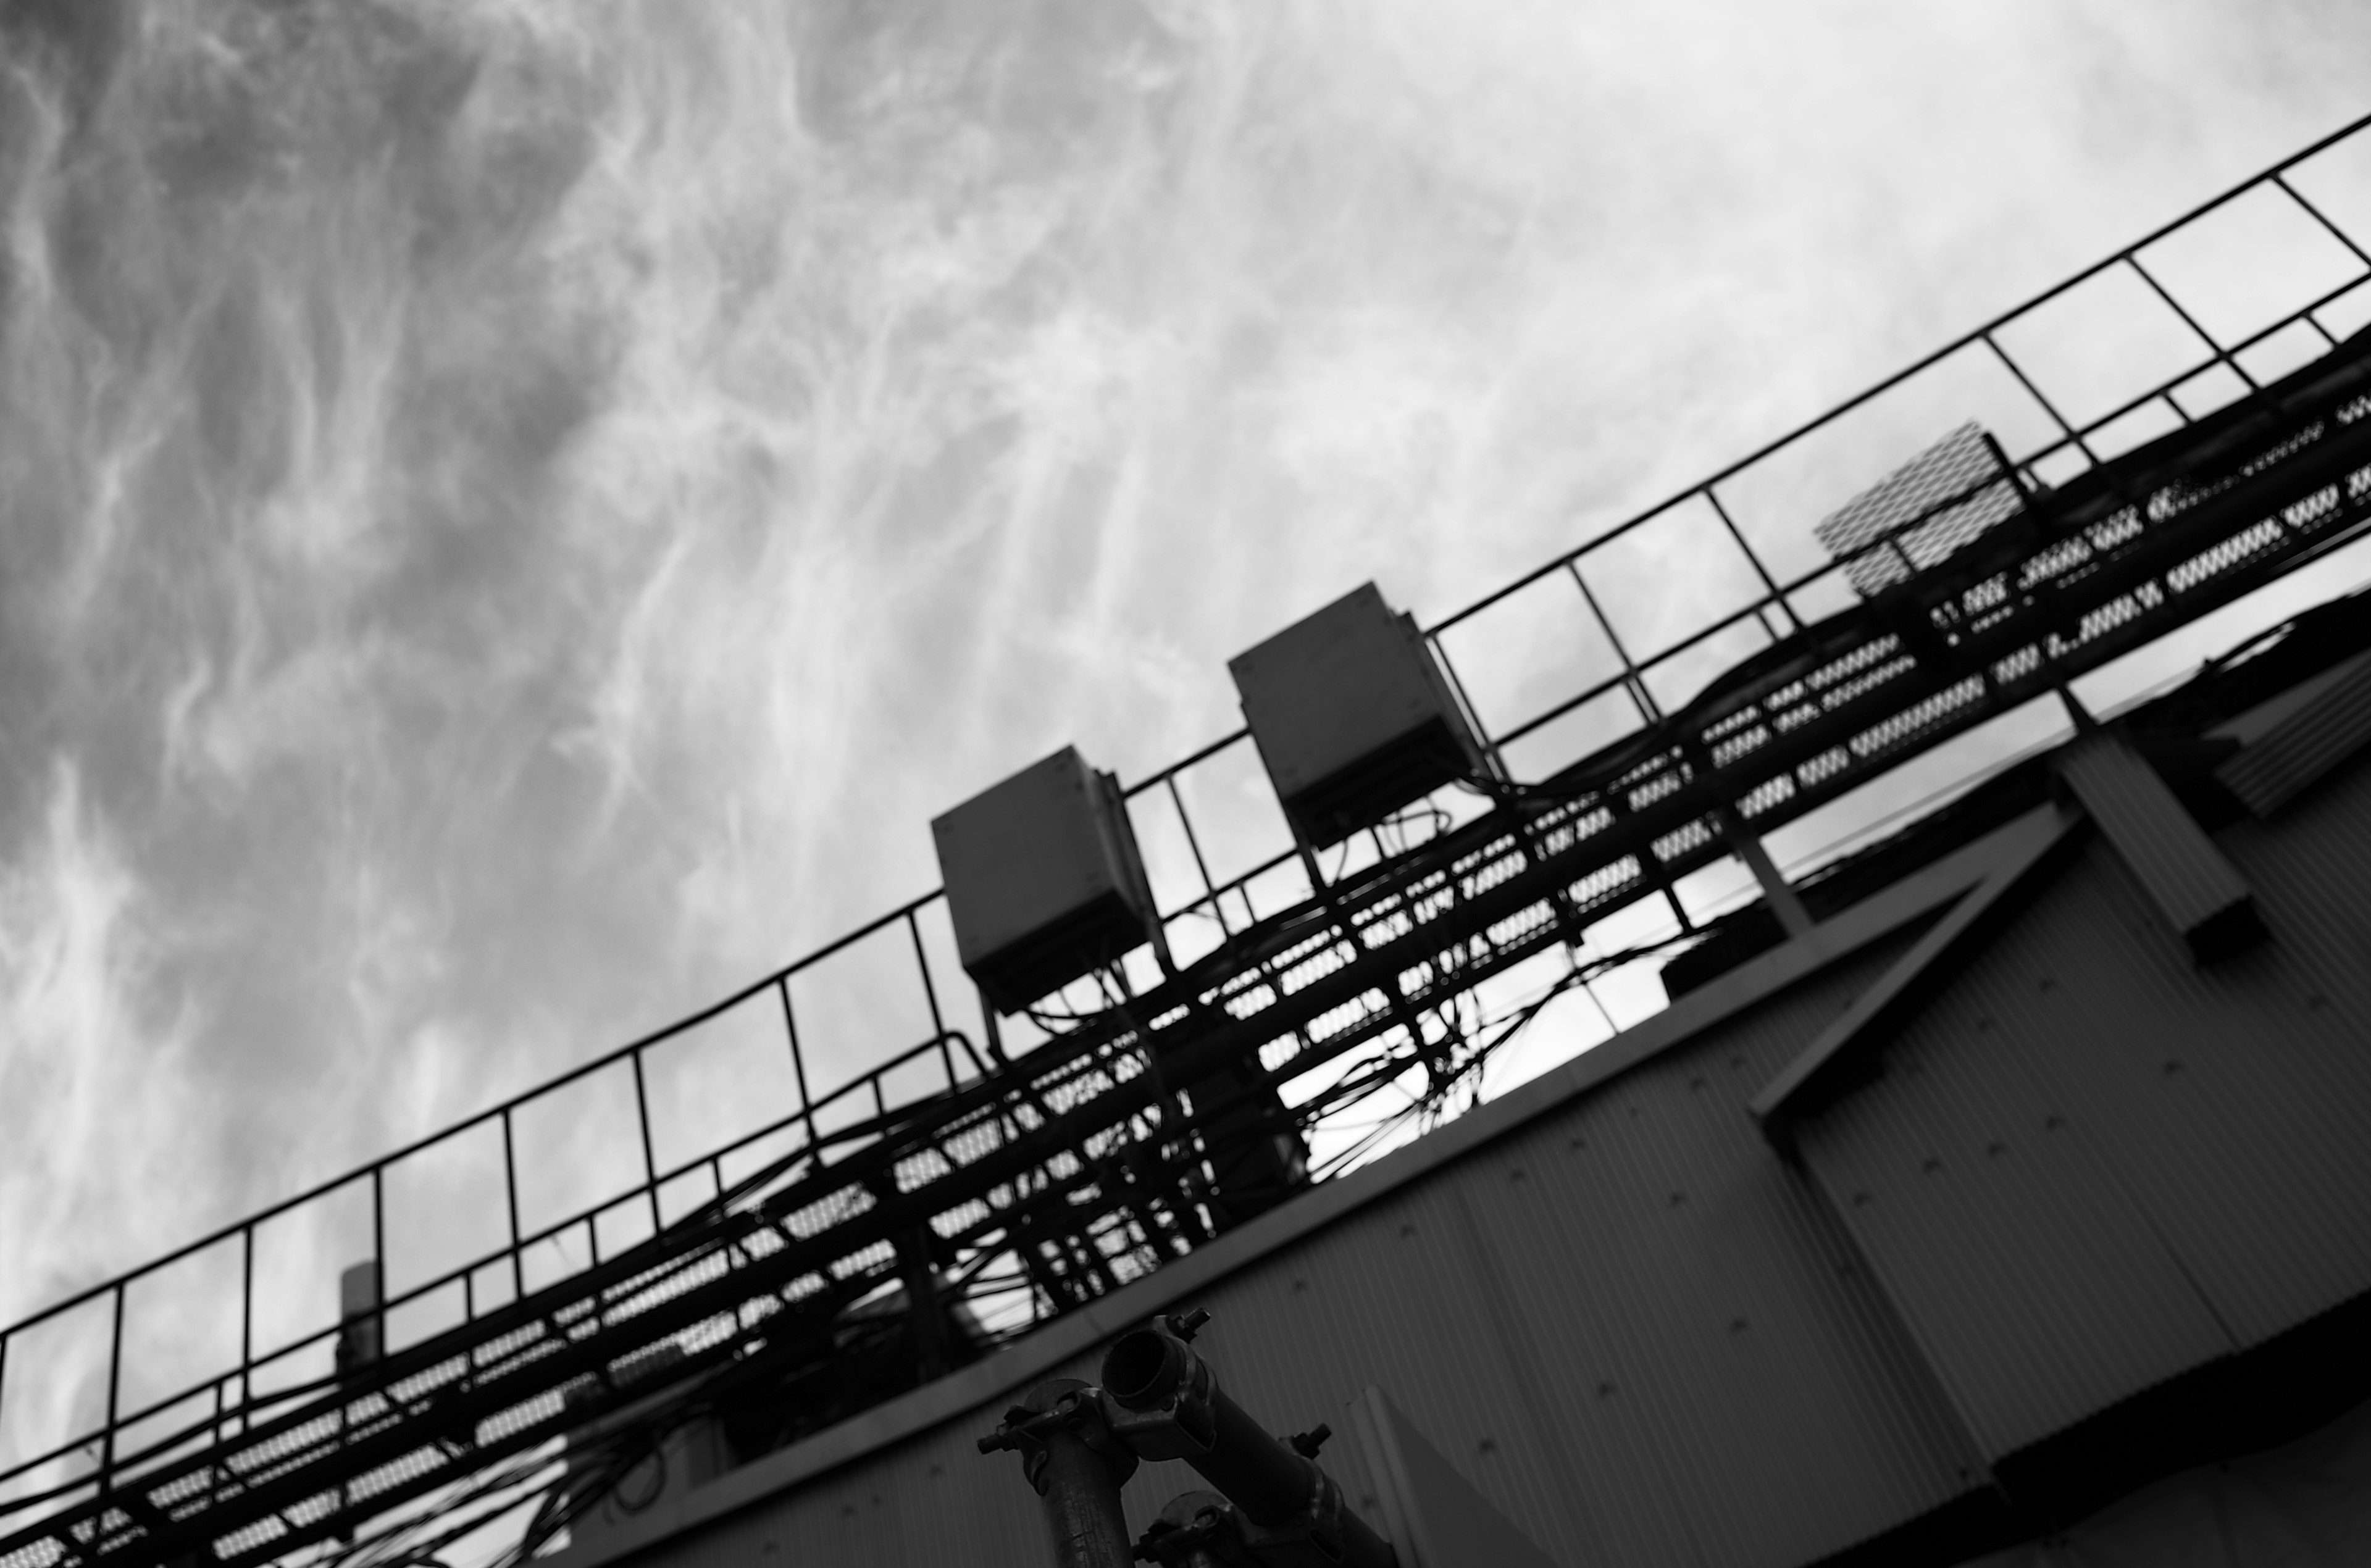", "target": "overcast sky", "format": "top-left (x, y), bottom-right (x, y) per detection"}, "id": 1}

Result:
top-left (2, 0), bottom-right (2369, 1407)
